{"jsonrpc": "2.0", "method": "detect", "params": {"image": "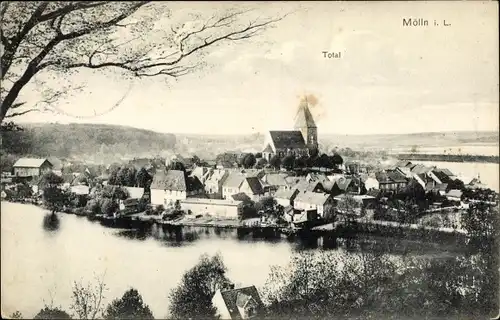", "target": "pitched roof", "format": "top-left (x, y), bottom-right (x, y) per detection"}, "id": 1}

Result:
top-left (150, 170), bottom-right (186, 191)
top-left (386, 170), bottom-right (408, 183)
top-left (187, 175), bottom-right (204, 191)
top-left (219, 286), bottom-right (264, 319)
top-left (269, 130), bottom-right (307, 149)
top-left (274, 188), bottom-right (298, 200)
top-left (245, 177), bottom-right (264, 194)
top-left (223, 172), bottom-right (246, 188)
top-left (375, 172), bottom-right (391, 183)
top-left (13, 158), bottom-right (52, 168)
top-left (411, 164), bottom-right (433, 175)
top-left (294, 100), bottom-right (317, 128)
top-left (395, 160), bottom-right (412, 167)
top-left (335, 177), bottom-right (353, 191)
top-left (294, 190), bottom-right (331, 205)
top-left (432, 170), bottom-right (451, 183)
top-left (231, 192), bottom-right (252, 202)
top-left (294, 180), bottom-right (323, 192)
top-left (262, 173), bottom-right (290, 187)
top-left (438, 168), bottom-right (454, 177)
top-left (262, 144), bottom-right (273, 153)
